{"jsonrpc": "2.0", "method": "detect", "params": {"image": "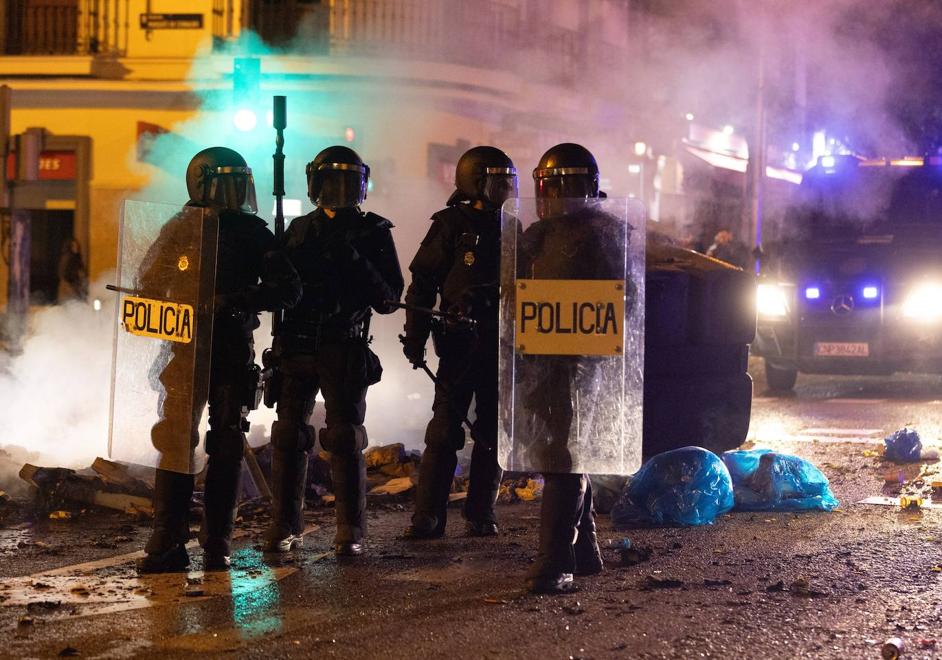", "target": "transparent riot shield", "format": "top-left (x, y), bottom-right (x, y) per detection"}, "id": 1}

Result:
top-left (498, 197), bottom-right (645, 475)
top-left (108, 200), bottom-right (218, 474)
